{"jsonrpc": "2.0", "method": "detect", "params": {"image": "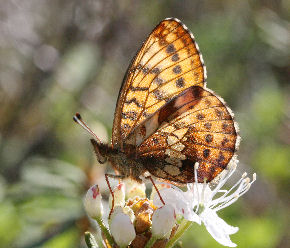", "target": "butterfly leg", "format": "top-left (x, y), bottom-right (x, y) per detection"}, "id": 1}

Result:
top-left (105, 173), bottom-right (125, 218)
top-left (146, 176), bottom-right (165, 205)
